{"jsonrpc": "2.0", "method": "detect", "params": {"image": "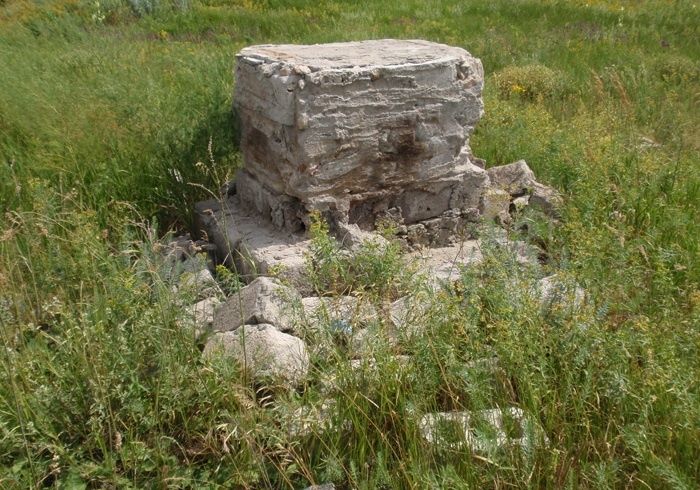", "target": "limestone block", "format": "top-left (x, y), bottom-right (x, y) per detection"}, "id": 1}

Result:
top-left (233, 39), bottom-right (488, 227)
top-left (212, 276), bottom-right (301, 333)
top-left (185, 296), bottom-right (221, 337)
top-left (480, 188), bottom-right (511, 223)
top-left (204, 324), bottom-right (309, 386)
top-left (301, 296), bottom-right (378, 326)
